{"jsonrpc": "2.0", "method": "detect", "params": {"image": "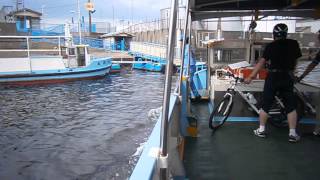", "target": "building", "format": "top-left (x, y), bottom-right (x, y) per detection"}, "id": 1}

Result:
top-left (7, 8), bottom-right (42, 32)
top-left (101, 32), bottom-right (133, 51)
